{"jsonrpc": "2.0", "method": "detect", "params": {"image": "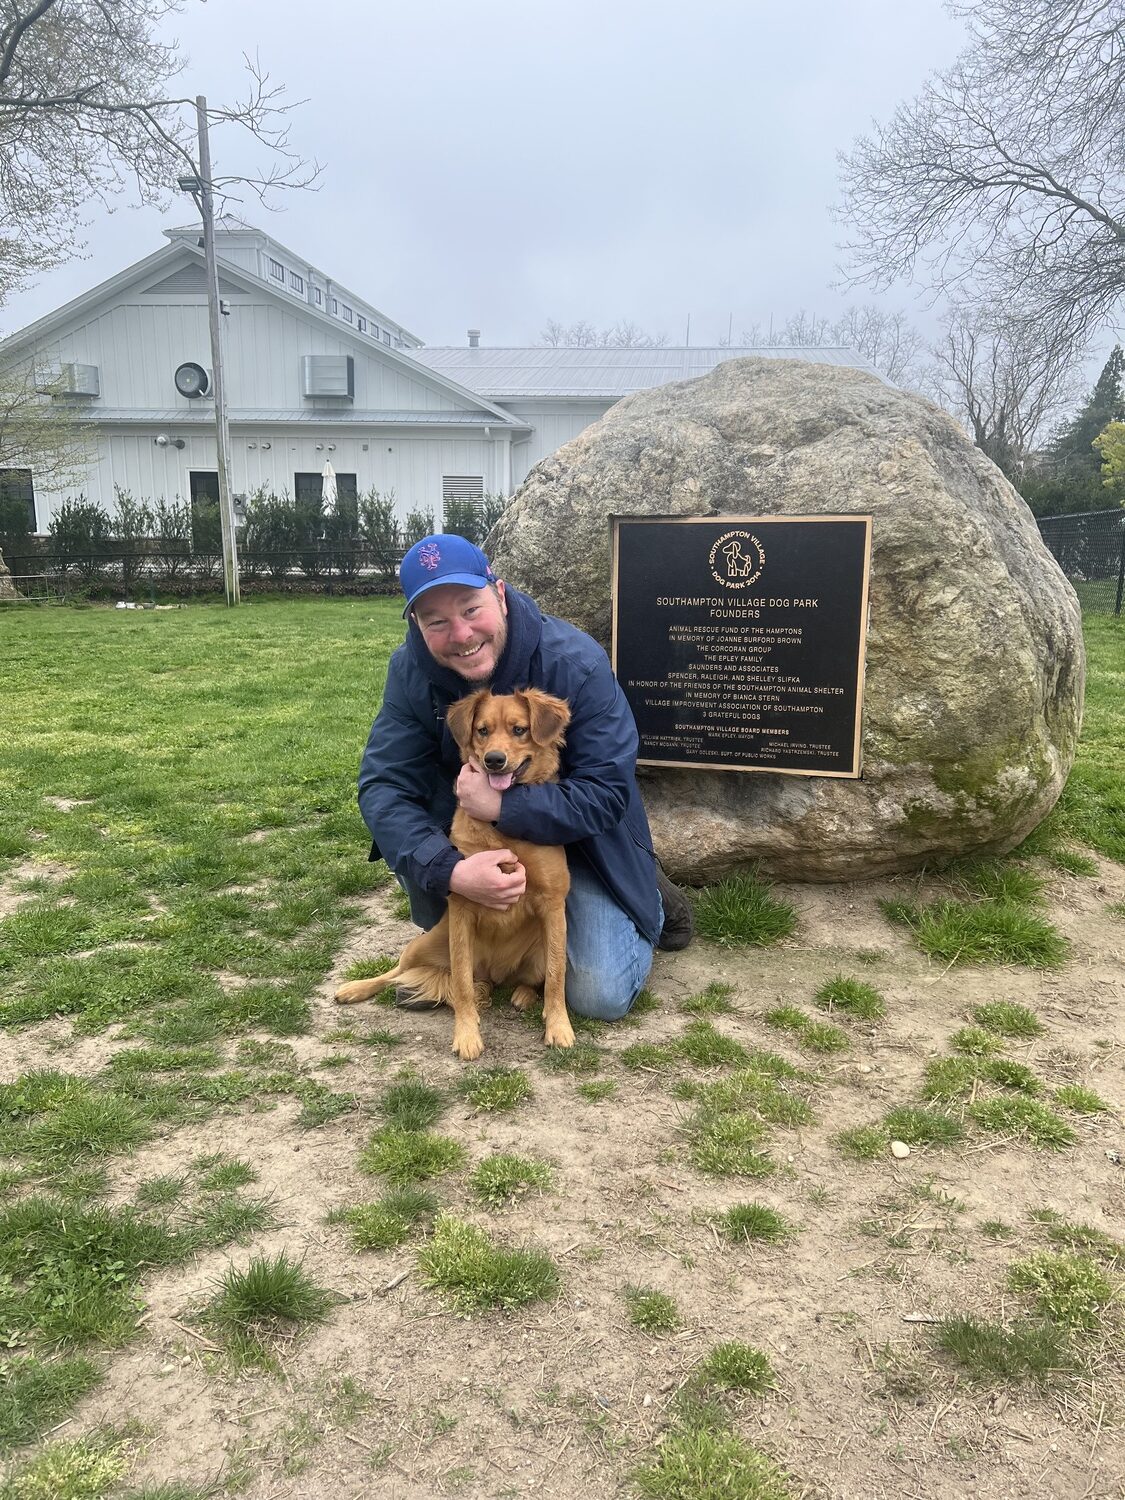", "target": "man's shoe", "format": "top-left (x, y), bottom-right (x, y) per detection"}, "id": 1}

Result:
top-left (392, 989), bottom-right (445, 1012)
top-left (655, 866), bottom-right (695, 952)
